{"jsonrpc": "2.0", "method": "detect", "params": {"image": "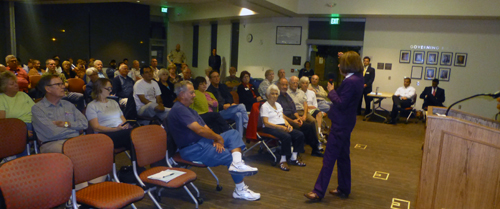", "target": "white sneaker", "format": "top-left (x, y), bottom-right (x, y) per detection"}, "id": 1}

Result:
top-left (233, 186), bottom-right (261, 201)
top-left (229, 160), bottom-right (258, 176)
